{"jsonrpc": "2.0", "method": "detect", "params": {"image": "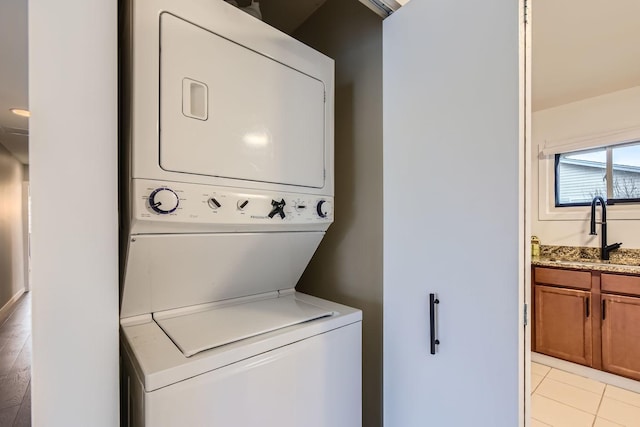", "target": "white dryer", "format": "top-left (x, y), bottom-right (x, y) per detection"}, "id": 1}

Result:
top-left (119, 0), bottom-right (362, 426)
